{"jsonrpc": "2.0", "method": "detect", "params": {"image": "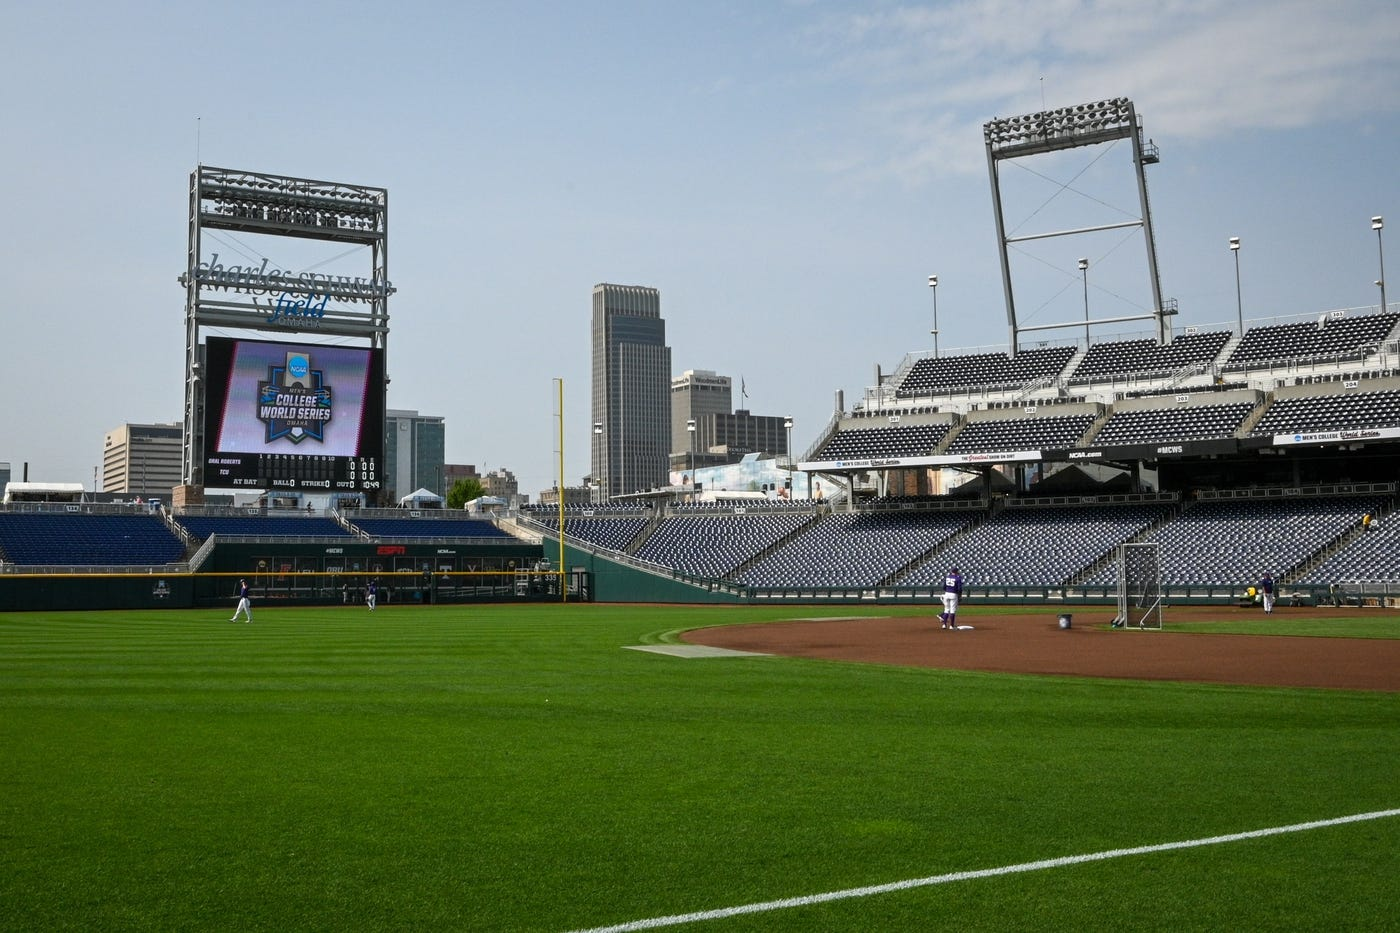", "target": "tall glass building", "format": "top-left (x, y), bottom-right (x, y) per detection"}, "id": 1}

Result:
top-left (591, 284), bottom-right (671, 498)
top-left (384, 409), bottom-right (446, 501)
